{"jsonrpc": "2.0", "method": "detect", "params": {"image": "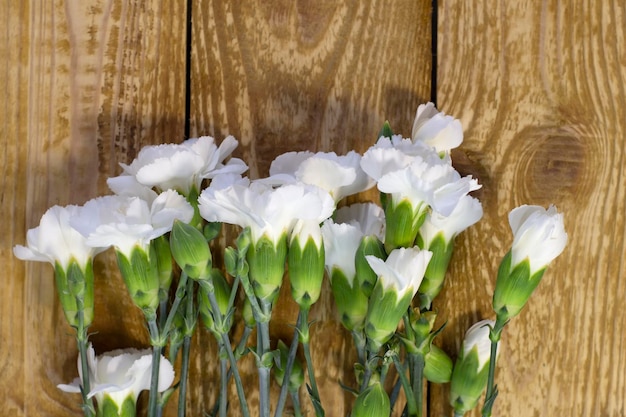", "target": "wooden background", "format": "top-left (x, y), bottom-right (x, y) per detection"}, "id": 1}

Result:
top-left (3, 1), bottom-right (624, 416)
